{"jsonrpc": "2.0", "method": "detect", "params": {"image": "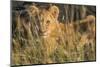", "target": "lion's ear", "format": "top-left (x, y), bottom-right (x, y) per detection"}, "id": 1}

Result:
top-left (27, 5), bottom-right (39, 16)
top-left (49, 6), bottom-right (59, 19)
